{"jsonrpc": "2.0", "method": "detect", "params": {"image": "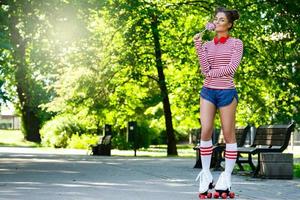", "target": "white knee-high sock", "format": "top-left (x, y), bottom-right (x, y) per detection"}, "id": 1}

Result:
top-left (200, 140), bottom-right (213, 171)
top-left (225, 143), bottom-right (238, 174)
